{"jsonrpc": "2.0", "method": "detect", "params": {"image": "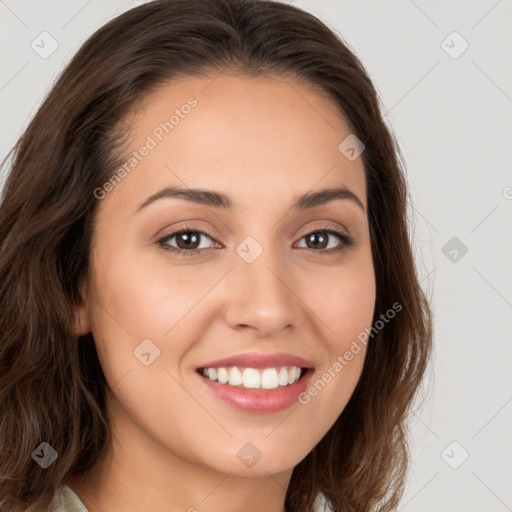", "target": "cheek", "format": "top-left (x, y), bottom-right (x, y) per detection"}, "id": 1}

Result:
top-left (87, 238), bottom-right (230, 403)
top-left (296, 256), bottom-right (375, 428)
top-left (89, 239), bottom-right (203, 341)
top-left (85, 244), bottom-right (213, 453)
top-left (304, 251), bottom-right (376, 350)
top-left (86, 239), bottom-right (180, 384)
